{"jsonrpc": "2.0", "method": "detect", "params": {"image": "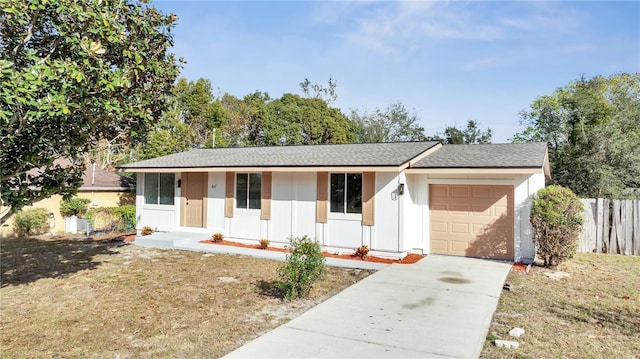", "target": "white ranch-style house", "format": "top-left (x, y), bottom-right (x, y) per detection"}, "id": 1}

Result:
top-left (120, 141), bottom-right (550, 263)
